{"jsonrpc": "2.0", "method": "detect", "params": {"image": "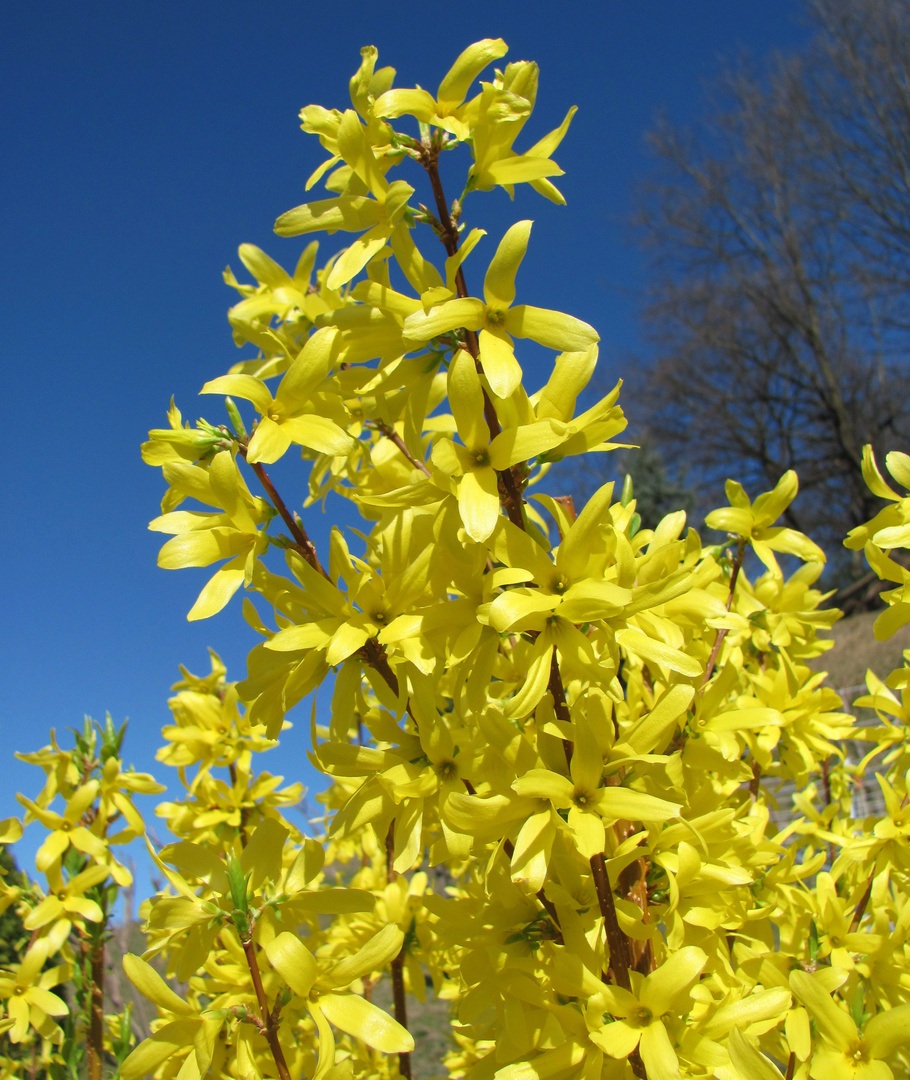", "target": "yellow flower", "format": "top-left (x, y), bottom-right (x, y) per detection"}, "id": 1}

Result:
top-left (590, 947), bottom-right (706, 1080)
top-left (23, 860), bottom-right (109, 933)
top-left (402, 221), bottom-right (598, 398)
top-left (790, 969), bottom-right (910, 1079)
top-left (17, 781), bottom-right (108, 872)
top-left (705, 471), bottom-right (825, 576)
top-left (265, 926), bottom-right (413, 1080)
top-left (0, 938), bottom-right (68, 1044)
